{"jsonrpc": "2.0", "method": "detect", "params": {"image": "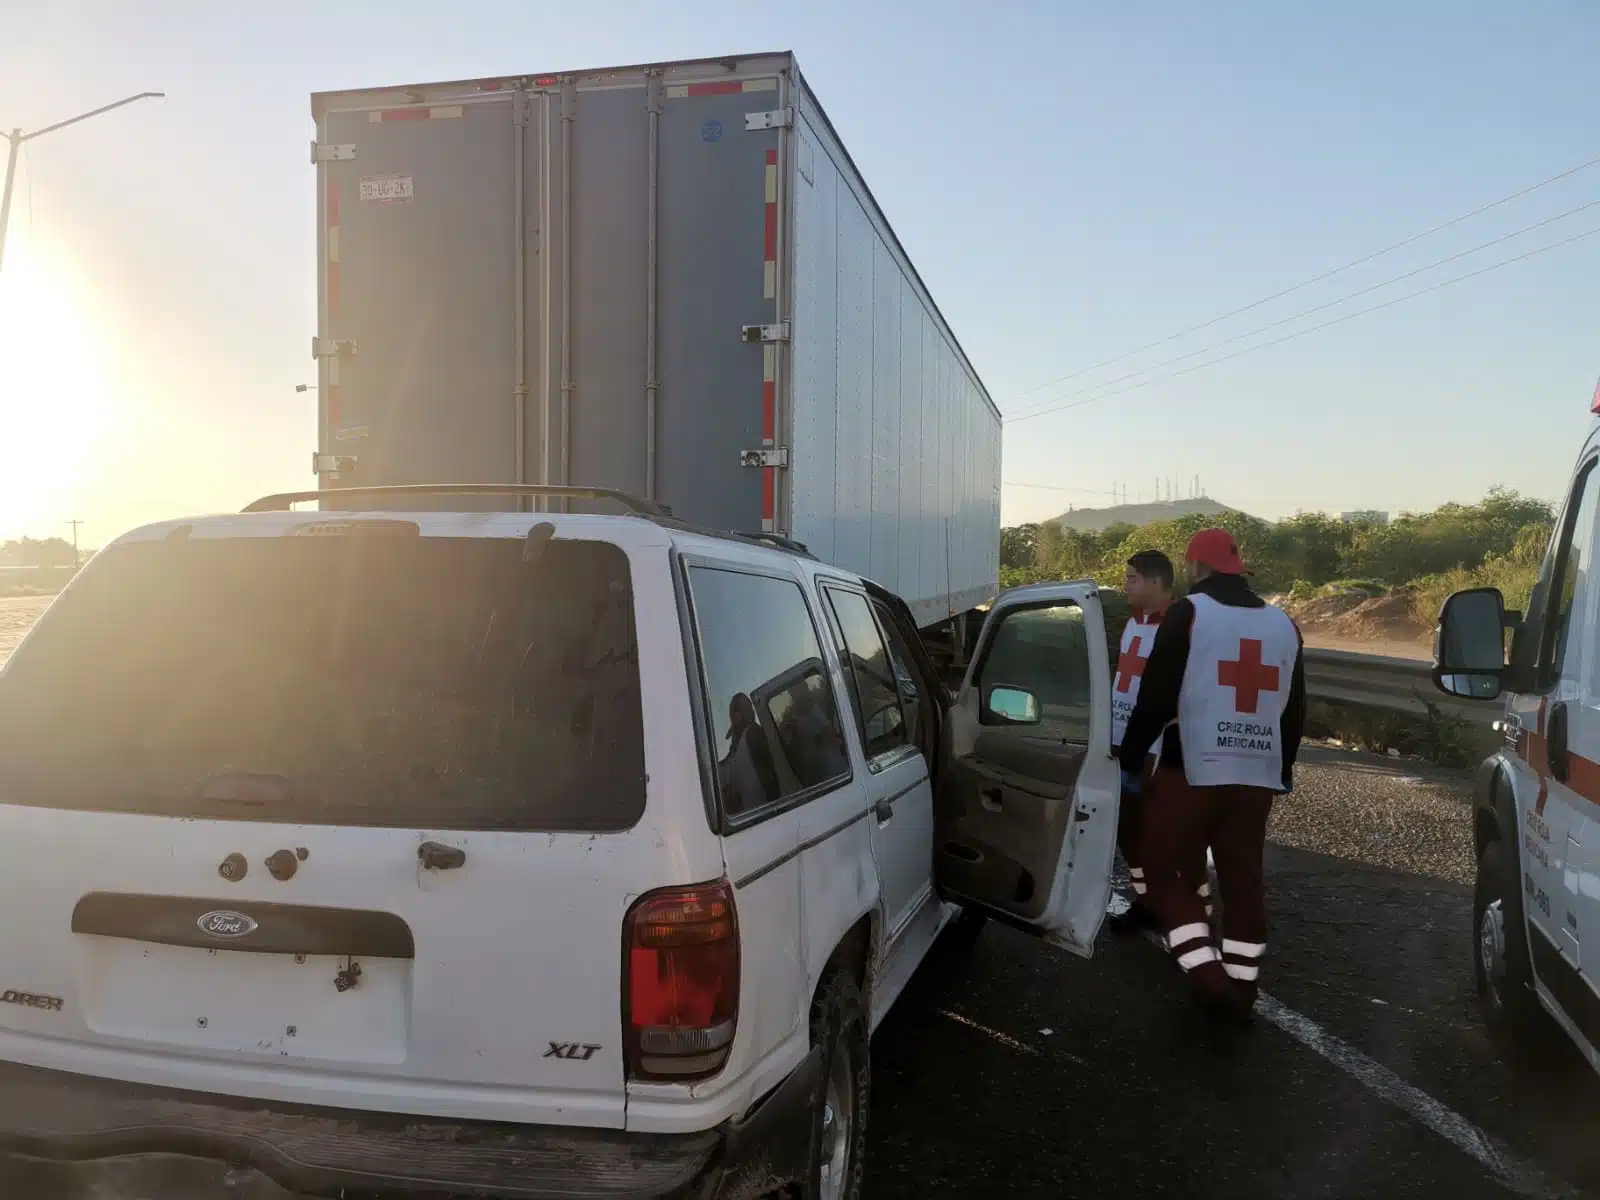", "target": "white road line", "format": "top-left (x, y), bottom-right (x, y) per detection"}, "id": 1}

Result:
top-left (936, 1009), bottom-right (1038, 1056)
top-left (1256, 995), bottom-right (1580, 1199)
